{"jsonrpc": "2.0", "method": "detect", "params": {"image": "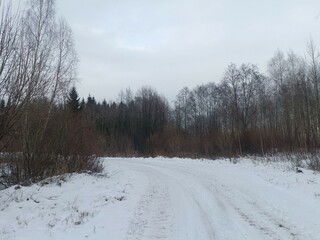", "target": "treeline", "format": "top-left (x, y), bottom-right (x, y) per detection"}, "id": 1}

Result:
top-left (180, 46), bottom-right (320, 158)
top-left (69, 87), bottom-right (169, 155)
top-left (172, 51), bottom-right (319, 157)
top-left (74, 43), bottom-right (320, 163)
